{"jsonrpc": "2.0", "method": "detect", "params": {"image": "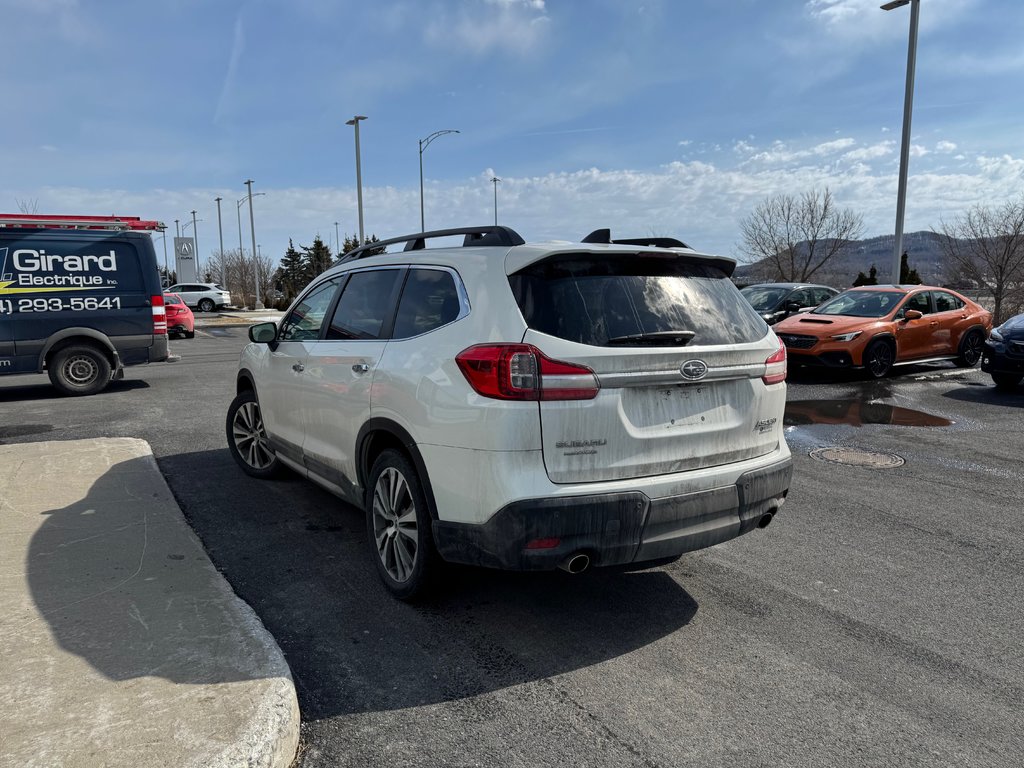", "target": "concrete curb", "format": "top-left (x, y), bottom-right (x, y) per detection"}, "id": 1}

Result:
top-left (0, 438), bottom-right (299, 768)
